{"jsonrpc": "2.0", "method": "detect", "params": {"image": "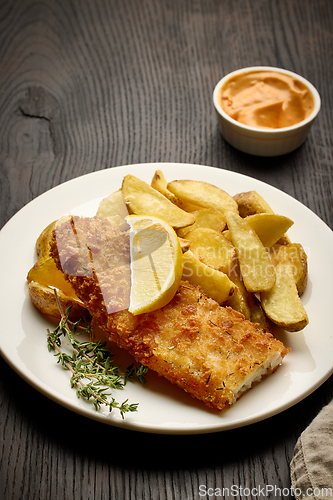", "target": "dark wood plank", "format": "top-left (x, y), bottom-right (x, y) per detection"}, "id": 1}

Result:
top-left (0, 0), bottom-right (332, 499)
top-left (1, 0), bottom-right (332, 228)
